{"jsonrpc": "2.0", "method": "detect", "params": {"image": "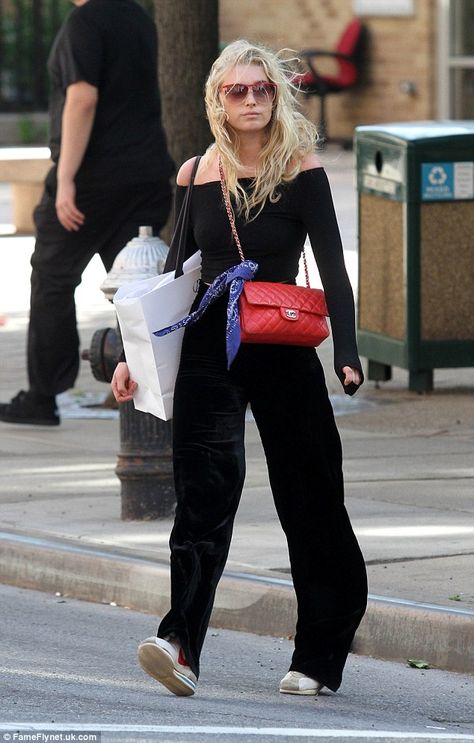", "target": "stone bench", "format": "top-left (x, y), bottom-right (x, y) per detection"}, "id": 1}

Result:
top-left (0, 147), bottom-right (52, 233)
